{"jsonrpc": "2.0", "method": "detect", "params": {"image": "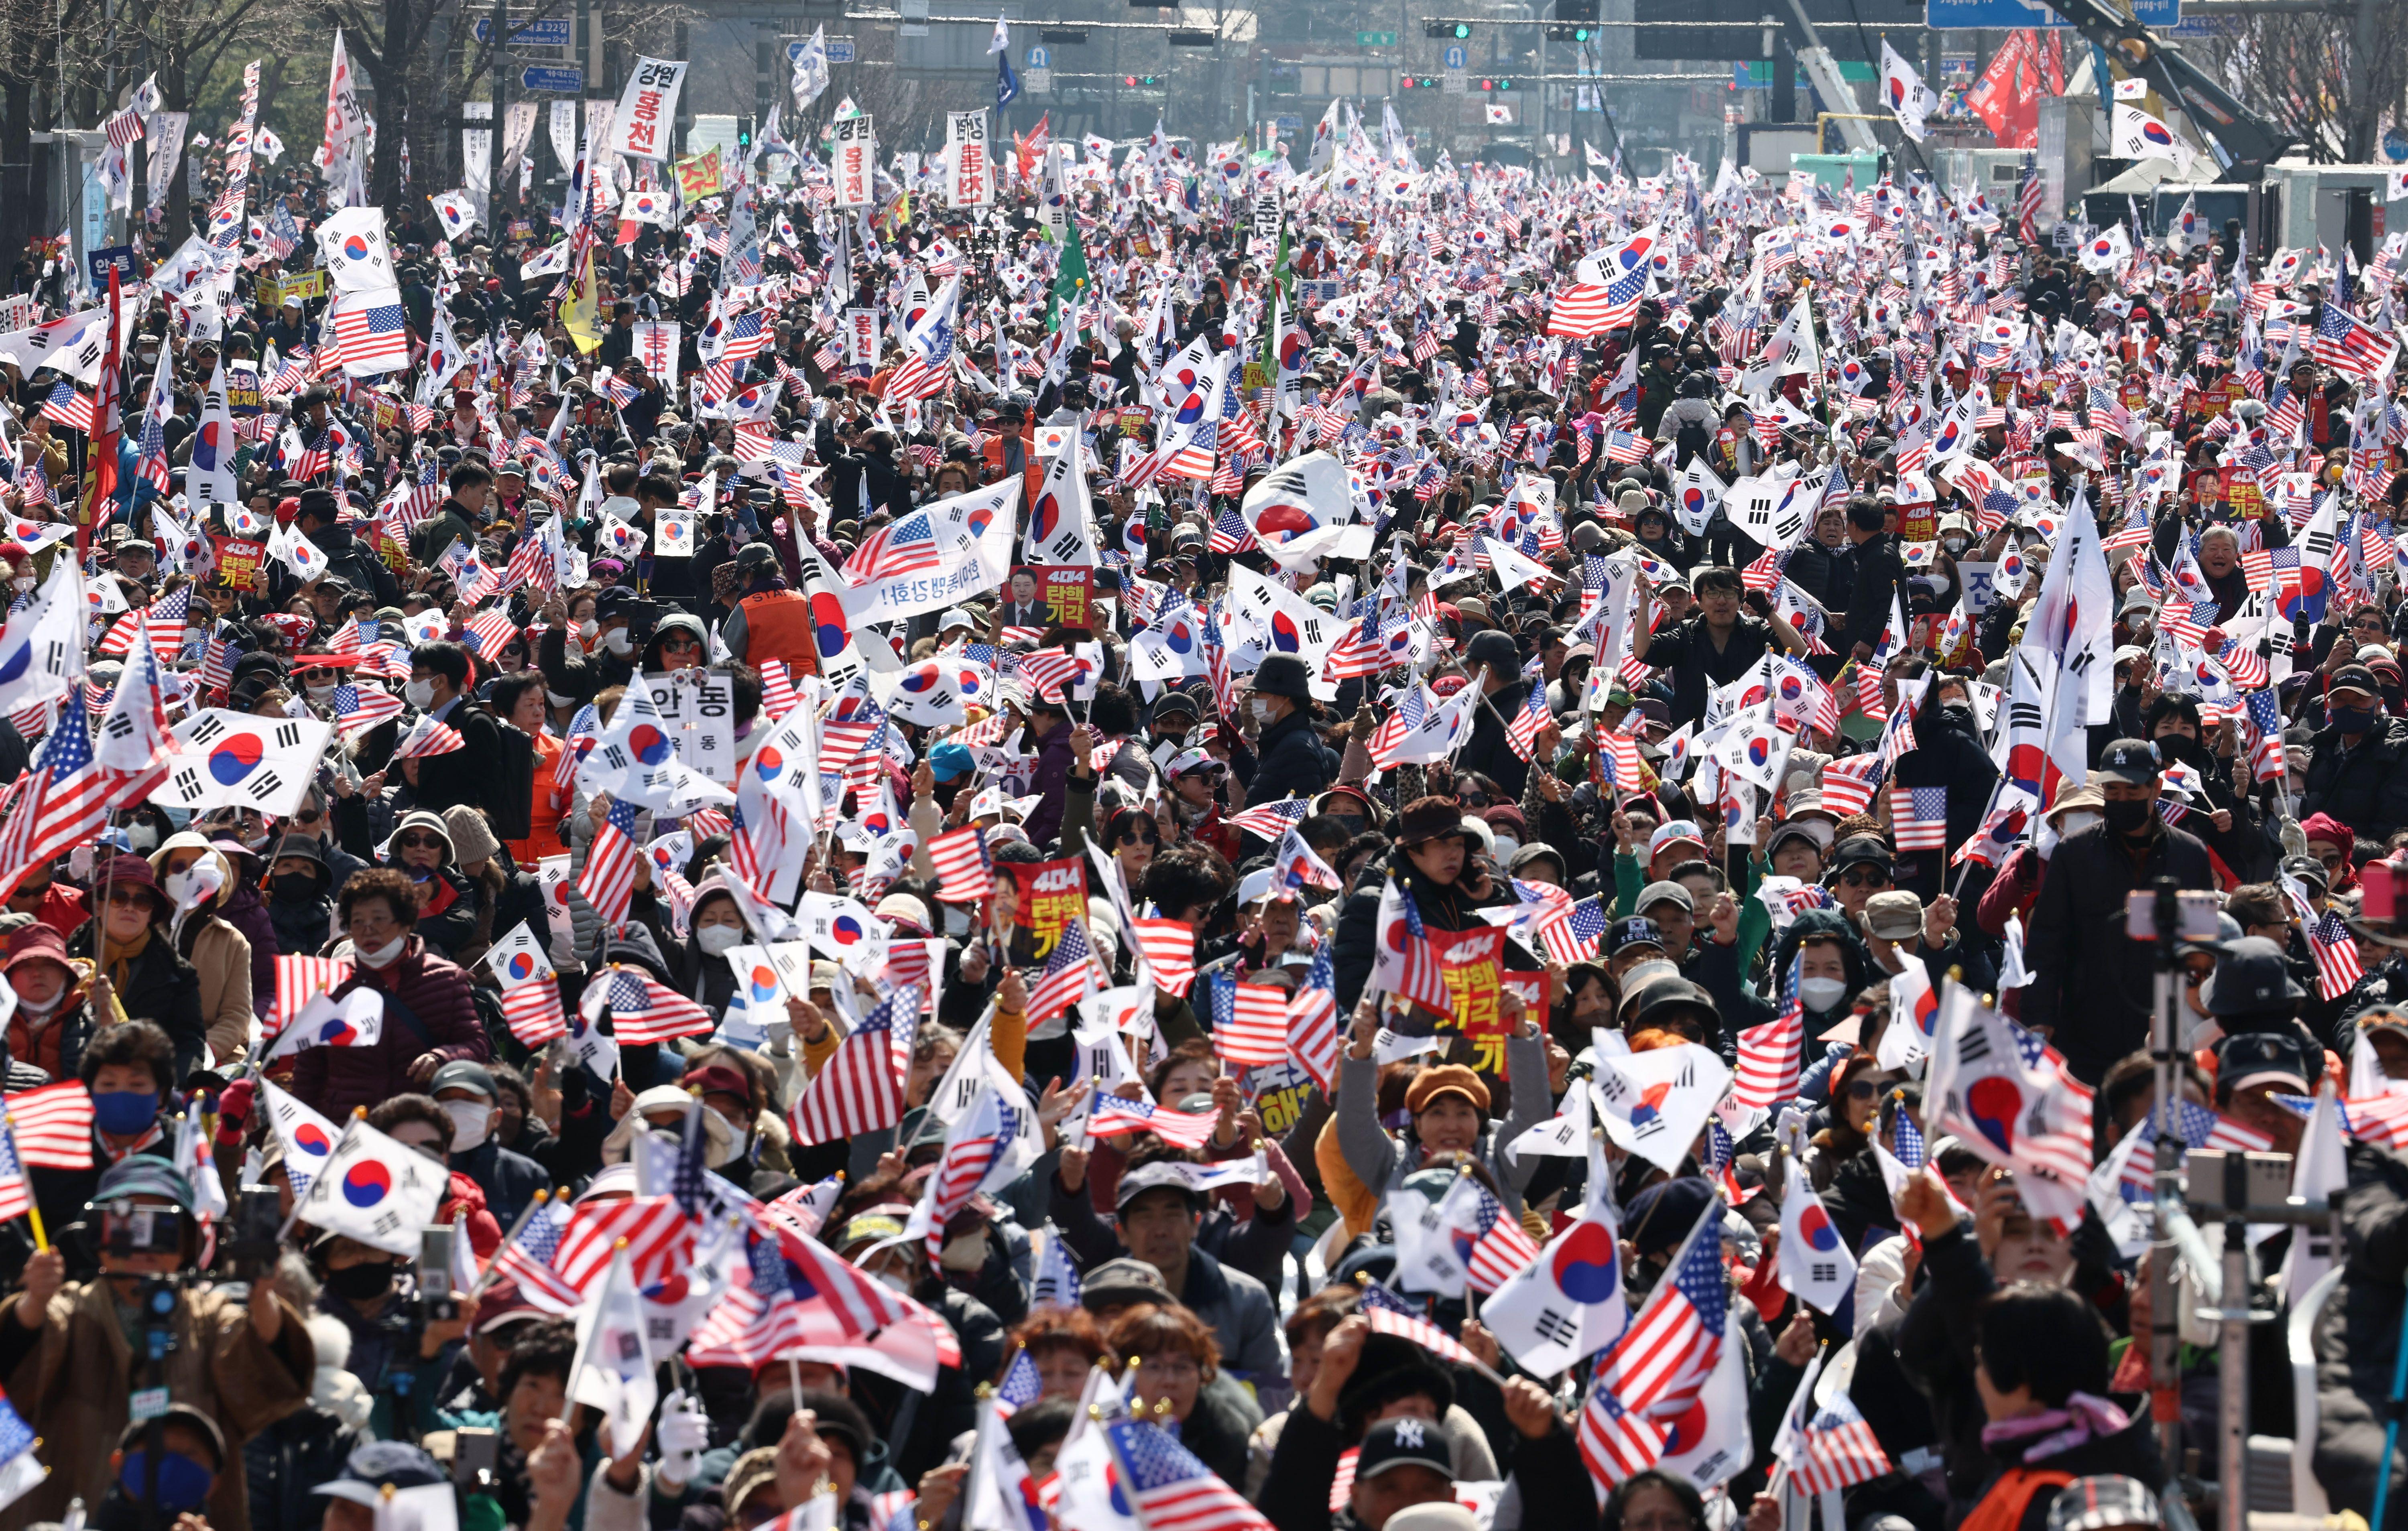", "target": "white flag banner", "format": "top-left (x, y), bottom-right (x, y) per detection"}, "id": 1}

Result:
top-left (946, 111), bottom-right (992, 207)
top-left (609, 57), bottom-right (688, 161)
top-left (146, 112), bottom-right (189, 213)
